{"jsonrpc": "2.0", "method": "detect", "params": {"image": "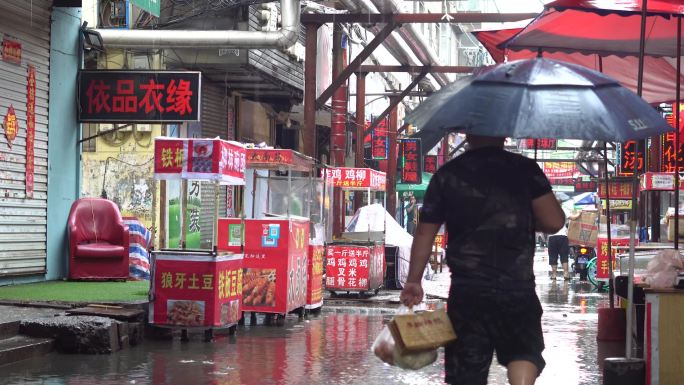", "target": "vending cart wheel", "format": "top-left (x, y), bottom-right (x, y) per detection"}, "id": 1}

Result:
top-left (238, 314), bottom-right (245, 326)
top-left (181, 329), bottom-right (189, 342)
top-left (330, 291), bottom-right (339, 298)
top-left (250, 312), bottom-right (257, 325)
top-left (276, 314), bottom-right (286, 327)
top-left (228, 325), bottom-right (237, 335)
top-left (265, 313), bottom-right (274, 326)
top-left (297, 307), bottom-right (305, 320)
